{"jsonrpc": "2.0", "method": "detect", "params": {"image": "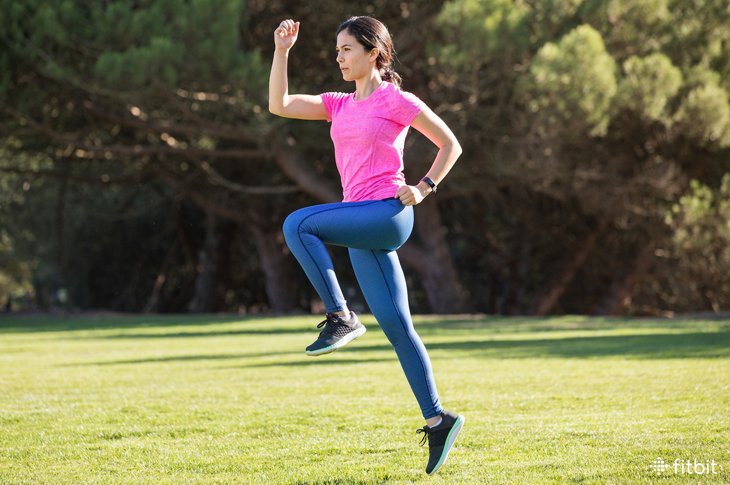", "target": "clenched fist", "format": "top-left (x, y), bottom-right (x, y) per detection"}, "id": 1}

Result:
top-left (274, 19), bottom-right (299, 51)
top-left (396, 185), bottom-right (428, 206)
